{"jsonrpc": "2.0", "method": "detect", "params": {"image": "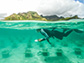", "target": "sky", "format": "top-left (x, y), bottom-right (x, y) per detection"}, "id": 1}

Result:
top-left (75, 0), bottom-right (84, 3)
top-left (0, 0), bottom-right (84, 18)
